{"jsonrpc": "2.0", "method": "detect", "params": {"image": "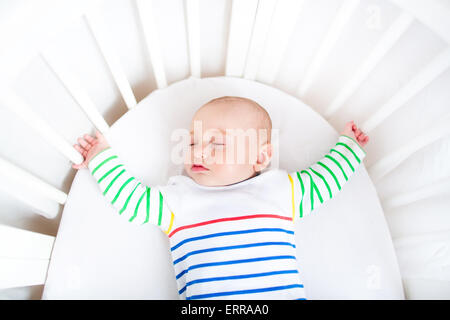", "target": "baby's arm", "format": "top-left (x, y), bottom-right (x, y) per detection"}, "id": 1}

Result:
top-left (72, 131), bottom-right (174, 234)
top-left (288, 121), bottom-right (369, 220)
